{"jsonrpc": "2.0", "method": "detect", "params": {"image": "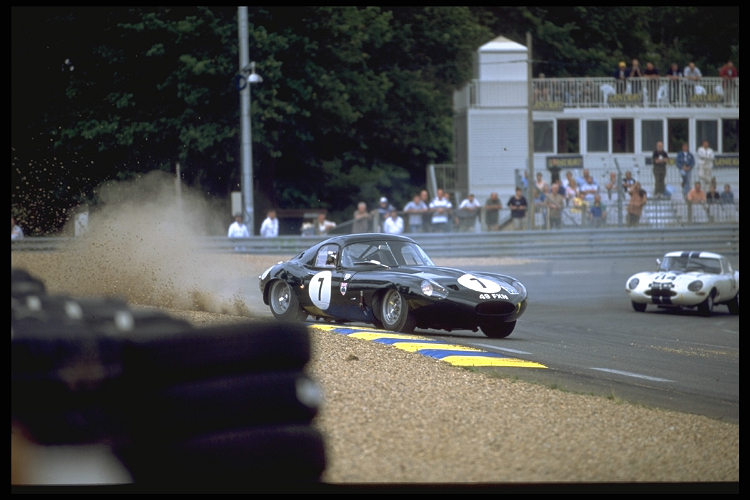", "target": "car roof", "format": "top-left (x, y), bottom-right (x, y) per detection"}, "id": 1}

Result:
top-left (318, 233), bottom-right (417, 246)
top-left (664, 251), bottom-right (723, 259)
